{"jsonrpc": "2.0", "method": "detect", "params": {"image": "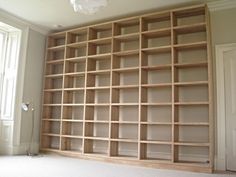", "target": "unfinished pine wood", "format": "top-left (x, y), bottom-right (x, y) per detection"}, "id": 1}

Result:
top-left (40, 4), bottom-right (213, 173)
